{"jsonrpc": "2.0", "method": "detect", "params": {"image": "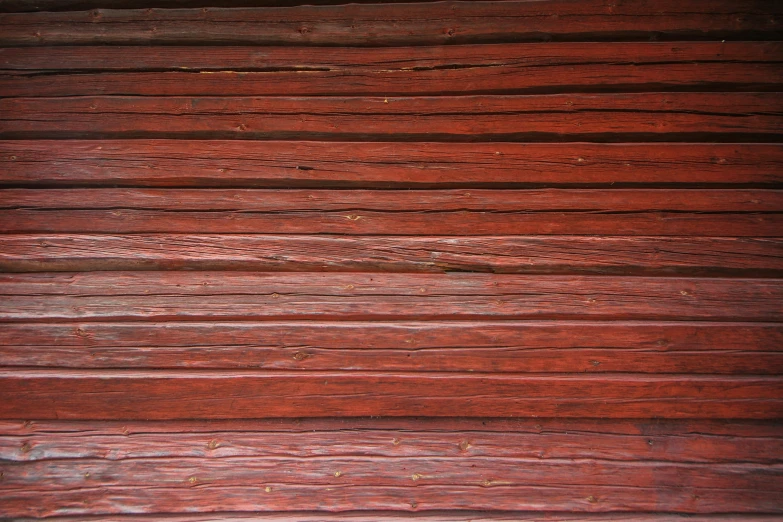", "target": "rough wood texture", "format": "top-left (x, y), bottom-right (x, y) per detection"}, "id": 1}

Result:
top-left (2, 42), bottom-right (781, 97)
top-left (4, 418), bottom-right (782, 463)
top-left (1, 419), bottom-right (780, 516)
top-left (5, 42), bottom-right (781, 72)
top-left (0, 321), bottom-right (780, 373)
top-left (0, 0), bottom-right (780, 46)
top-left (1, 272), bottom-right (781, 322)
top-left (3, 141), bottom-right (780, 187)
top-left (1, 369), bottom-right (782, 419)
top-left (1, 0), bottom-right (782, 518)
top-left (0, 419), bottom-right (781, 517)
top-left (1, 188), bottom-right (780, 236)
top-left (2, 235), bottom-right (781, 275)
top-left (8, 515), bottom-right (783, 522)
top-left (2, 93), bottom-right (781, 141)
